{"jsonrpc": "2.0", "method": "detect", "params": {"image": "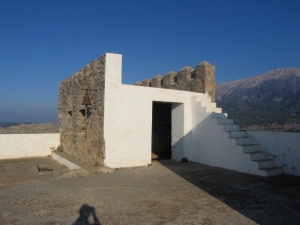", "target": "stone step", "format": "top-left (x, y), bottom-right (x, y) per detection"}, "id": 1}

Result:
top-left (207, 100), bottom-right (283, 177)
top-left (52, 152), bottom-right (81, 170)
top-left (196, 95), bottom-right (211, 103)
top-left (201, 102), bottom-right (217, 108)
top-left (206, 107), bottom-right (222, 113)
top-left (243, 145), bottom-right (261, 153)
top-left (230, 131), bottom-right (246, 138)
top-left (236, 138), bottom-right (255, 146)
top-left (250, 152), bottom-right (268, 160)
top-left (218, 118), bottom-right (233, 125)
top-left (262, 167), bottom-right (284, 177)
top-left (212, 112), bottom-right (228, 119)
top-left (223, 125), bottom-right (239, 132)
top-left (254, 159), bottom-right (274, 169)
